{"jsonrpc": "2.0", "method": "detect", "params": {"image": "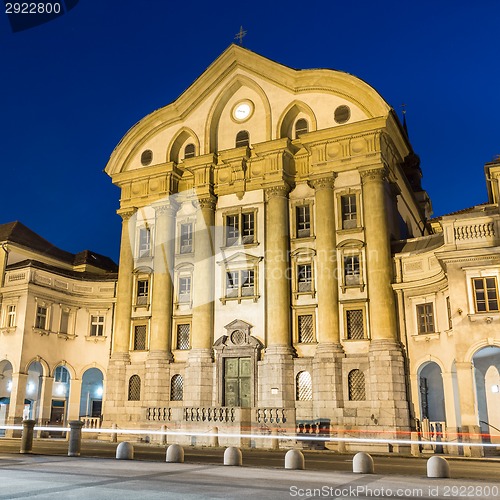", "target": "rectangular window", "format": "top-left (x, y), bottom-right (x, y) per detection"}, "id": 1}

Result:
top-left (446, 296), bottom-right (452, 329)
top-left (416, 304), bottom-right (435, 334)
top-left (225, 212), bottom-right (255, 246)
top-left (241, 270), bottom-right (255, 296)
top-left (180, 223), bottom-right (193, 253)
top-left (241, 212), bottom-right (255, 244)
top-left (133, 325), bottom-right (147, 350)
top-left (226, 215), bottom-right (239, 246)
top-left (296, 205), bottom-right (311, 238)
top-left (7, 305), bottom-right (16, 328)
top-left (226, 271), bottom-right (239, 298)
top-left (178, 277), bottom-right (191, 303)
top-left (90, 315), bottom-right (105, 337)
top-left (139, 227), bottom-right (151, 257)
top-left (298, 314), bottom-right (314, 343)
top-left (473, 277), bottom-right (499, 313)
top-left (136, 279), bottom-right (149, 305)
top-left (344, 255), bottom-right (360, 285)
top-left (60, 310), bottom-right (69, 334)
top-left (346, 309), bottom-right (364, 339)
top-left (297, 264), bottom-right (312, 292)
top-left (176, 324), bottom-right (190, 350)
top-left (341, 194), bottom-right (357, 229)
top-left (35, 306), bottom-right (47, 330)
